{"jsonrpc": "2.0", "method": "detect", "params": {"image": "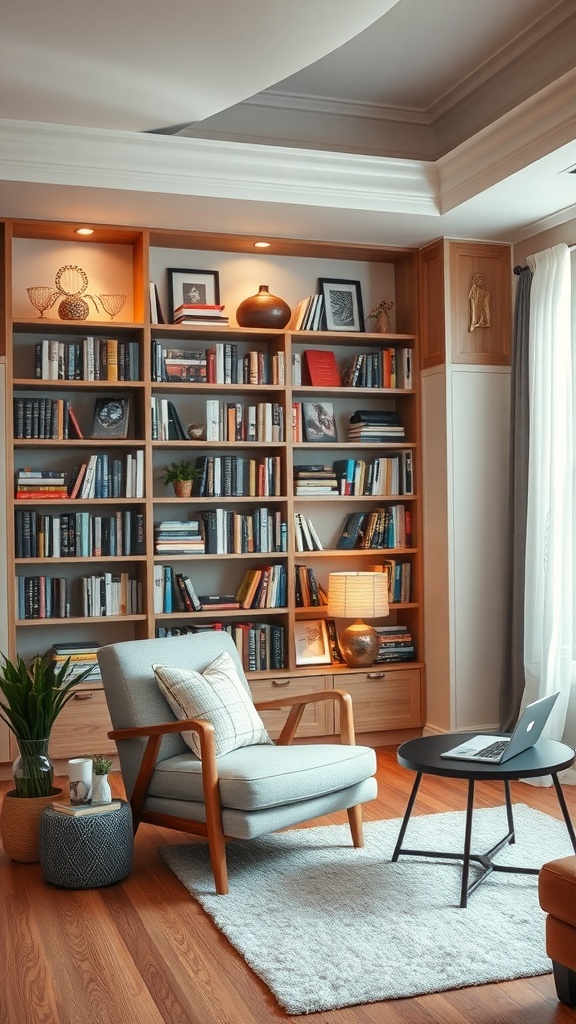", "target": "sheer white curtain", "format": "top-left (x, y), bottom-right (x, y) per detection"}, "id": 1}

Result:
top-left (523, 243), bottom-right (575, 784)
